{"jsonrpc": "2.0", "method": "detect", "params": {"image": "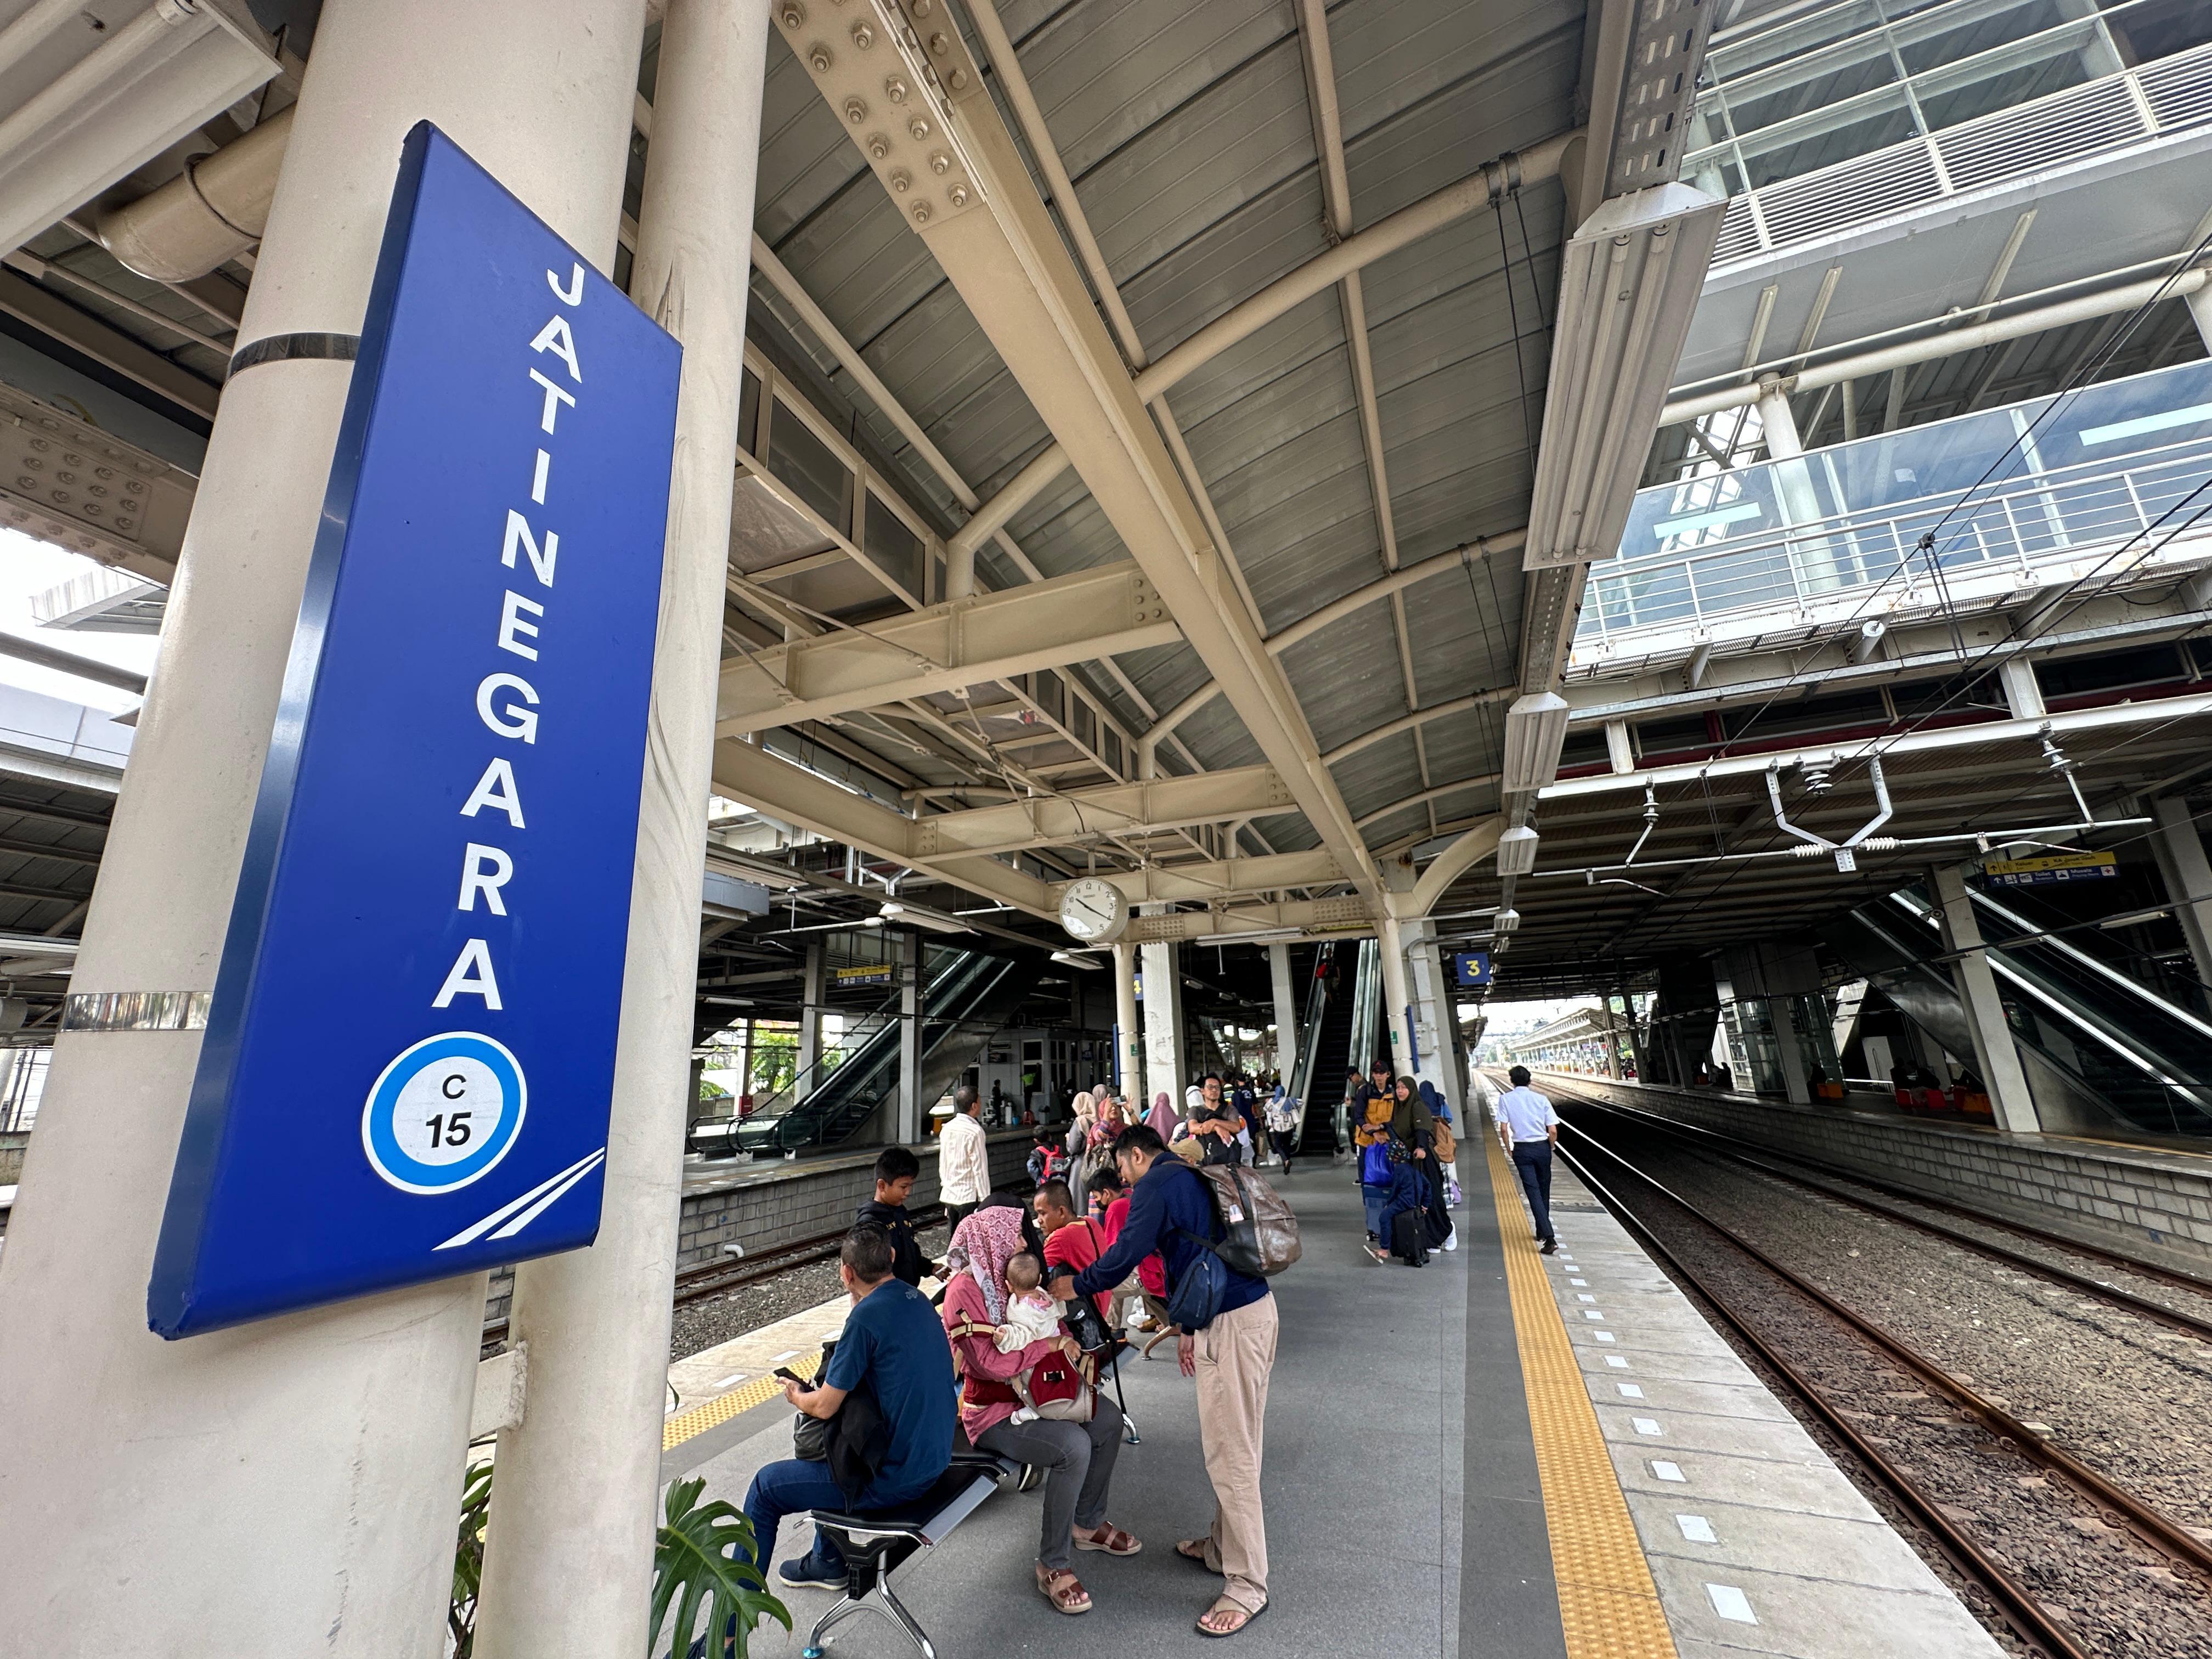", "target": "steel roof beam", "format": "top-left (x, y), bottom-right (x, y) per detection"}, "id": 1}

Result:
top-left (782, 8), bottom-right (1380, 899)
top-left (710, 736), bottom-right (1056, 918)
top-left (941, 122), bottom-right (1582, 583)
top-left (1044, 850), bottom-right (1346, 907)
top-left (912, 765), bottom-right (1291, 860)
top-left (714, 558), bottom-right (1176, 734)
